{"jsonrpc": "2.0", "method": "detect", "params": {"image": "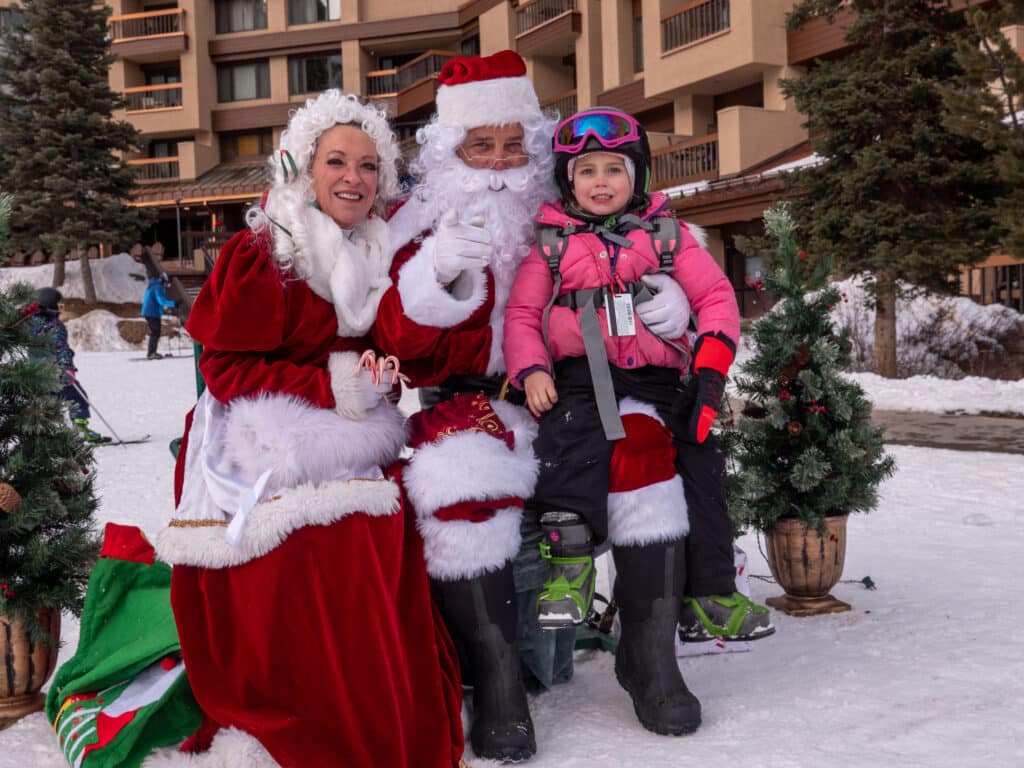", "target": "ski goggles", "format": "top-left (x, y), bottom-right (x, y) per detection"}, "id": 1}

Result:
top-left (553, 110), bottom-right (642, 153)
